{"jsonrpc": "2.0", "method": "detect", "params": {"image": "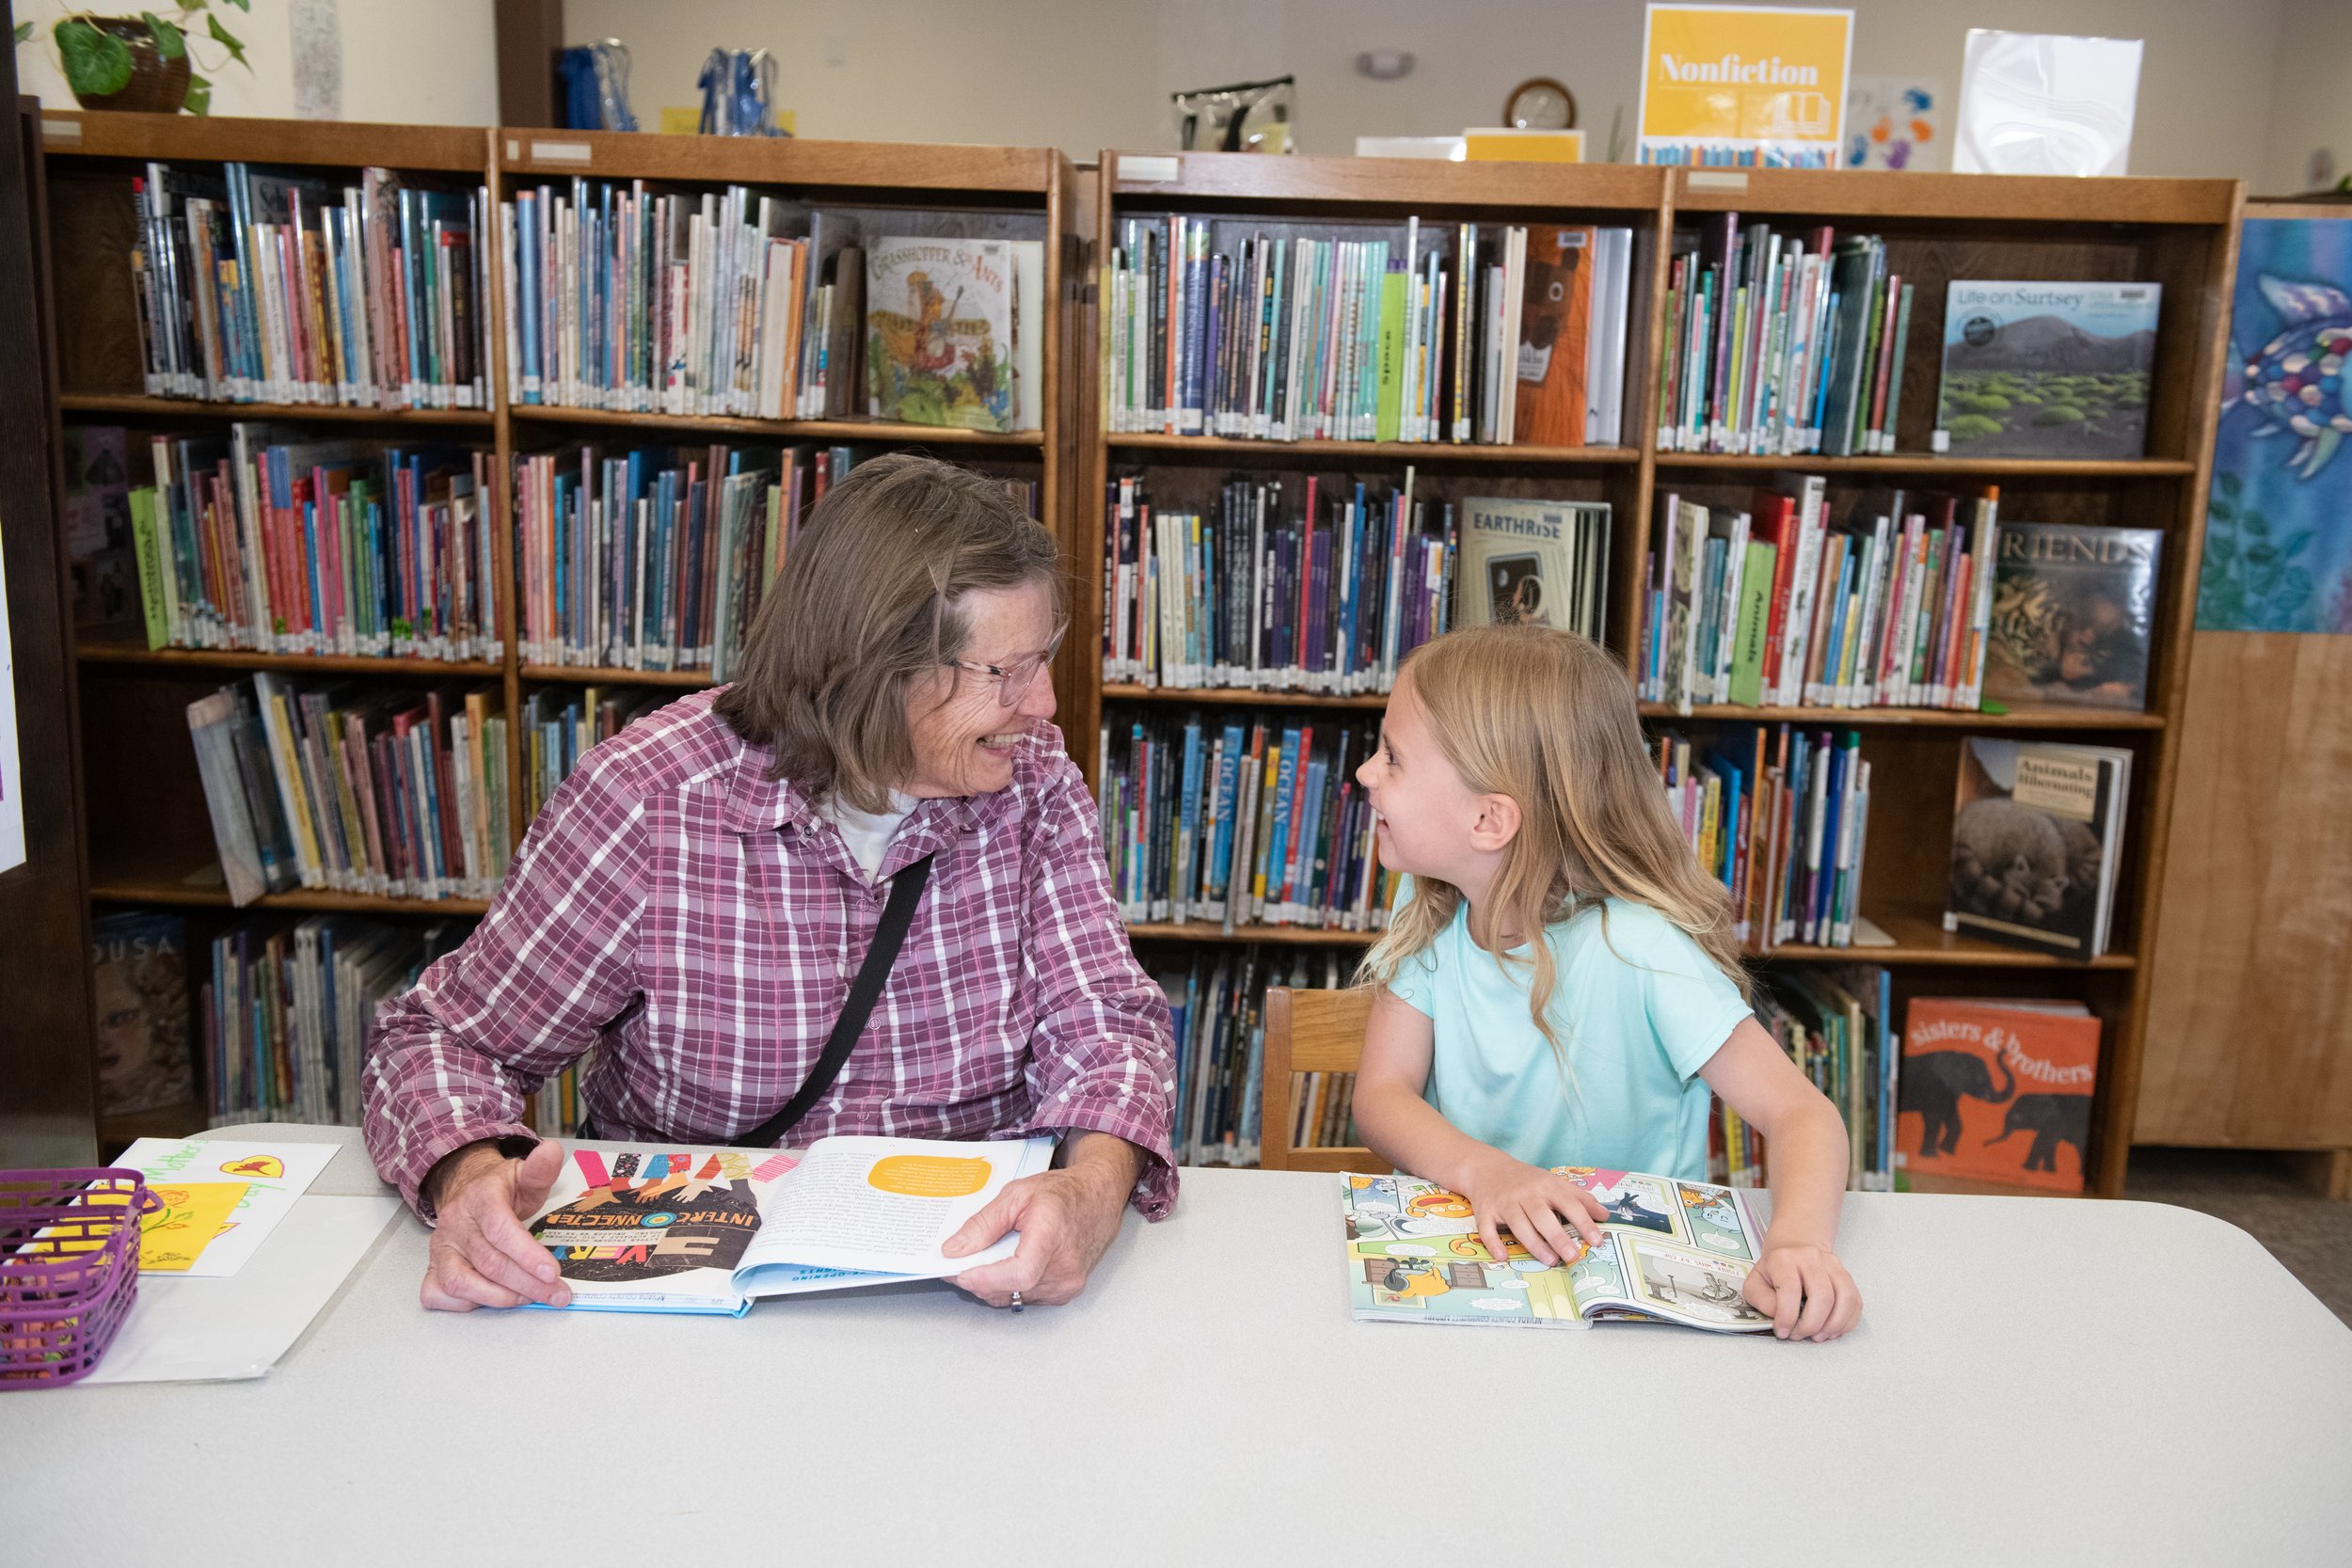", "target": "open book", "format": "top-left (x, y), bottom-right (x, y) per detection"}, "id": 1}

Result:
top-left (527, 1134), bottom-right (1057, 1316)
top-left (1343, 1167), bottom-right (1773, 1332)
